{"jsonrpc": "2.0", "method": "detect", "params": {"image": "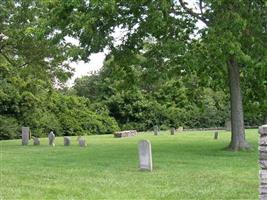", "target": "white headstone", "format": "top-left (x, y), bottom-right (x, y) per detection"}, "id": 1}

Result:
top-left (177, 126), bottom-right (183, 132)
top-left (138, 140), bottom-right (152, 171)
top-left (22, 127), bottom-right (30, 145)
top-left (48, 131), bottom-right (55, 146)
